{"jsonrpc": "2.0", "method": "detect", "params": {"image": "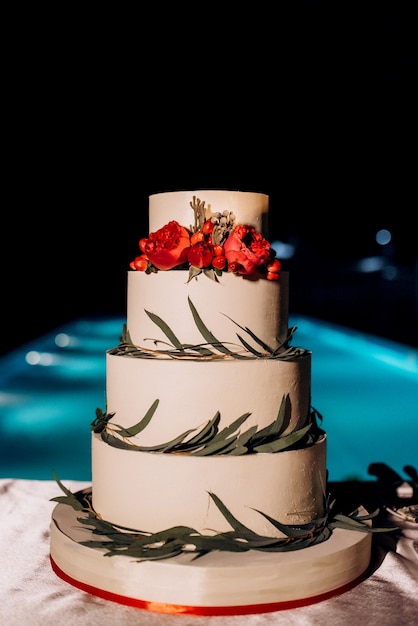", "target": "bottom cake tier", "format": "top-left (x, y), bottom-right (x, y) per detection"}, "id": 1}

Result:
top-left (50, 488), bottom-right (372, 616)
